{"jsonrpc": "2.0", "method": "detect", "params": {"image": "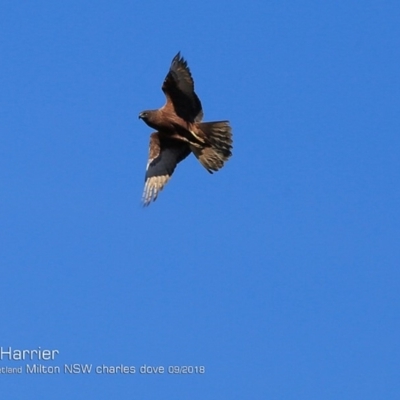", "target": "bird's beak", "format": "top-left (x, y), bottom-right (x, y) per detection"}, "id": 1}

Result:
top-left (138, 112), bottom-right (144, 119)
